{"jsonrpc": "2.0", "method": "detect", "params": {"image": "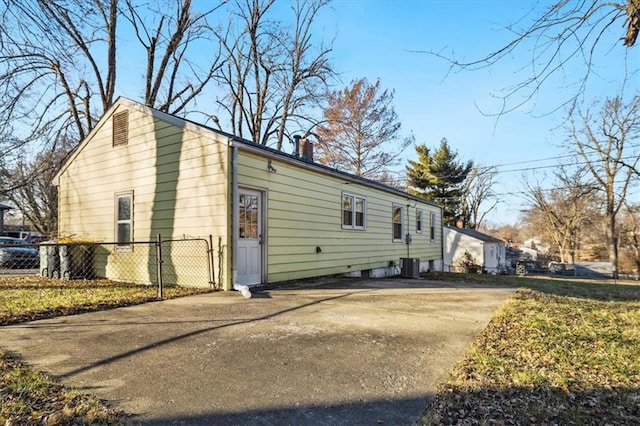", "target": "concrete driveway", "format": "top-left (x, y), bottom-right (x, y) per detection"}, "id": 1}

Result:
top-left (1, 278), bottom-right (515, 425)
